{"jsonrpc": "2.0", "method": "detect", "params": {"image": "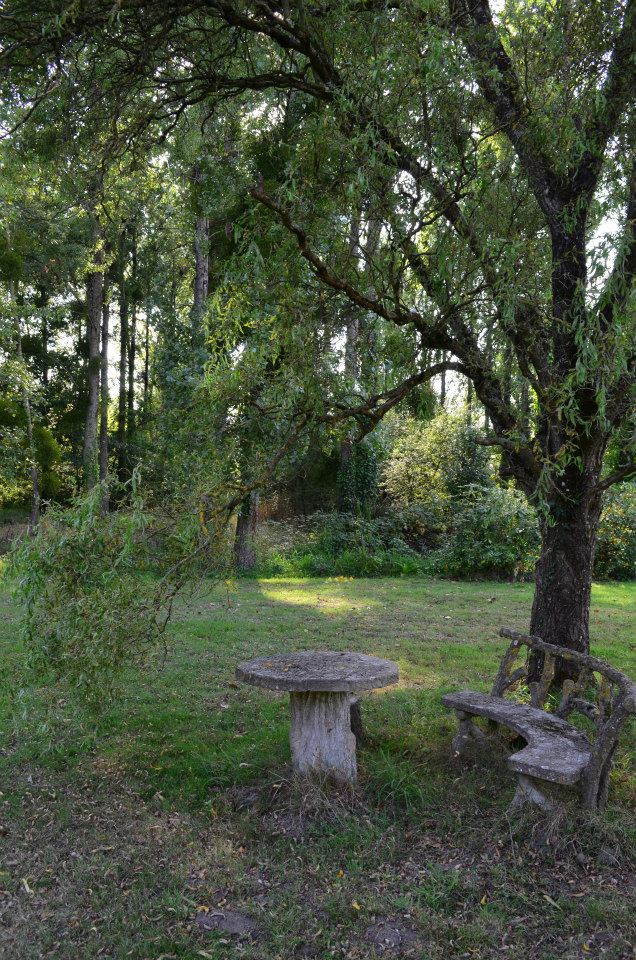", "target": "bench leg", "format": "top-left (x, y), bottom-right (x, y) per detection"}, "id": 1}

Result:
top-left (451, 710), bottom-right (485, 757)
top-left (509, 775), bottom-right (556, 813)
